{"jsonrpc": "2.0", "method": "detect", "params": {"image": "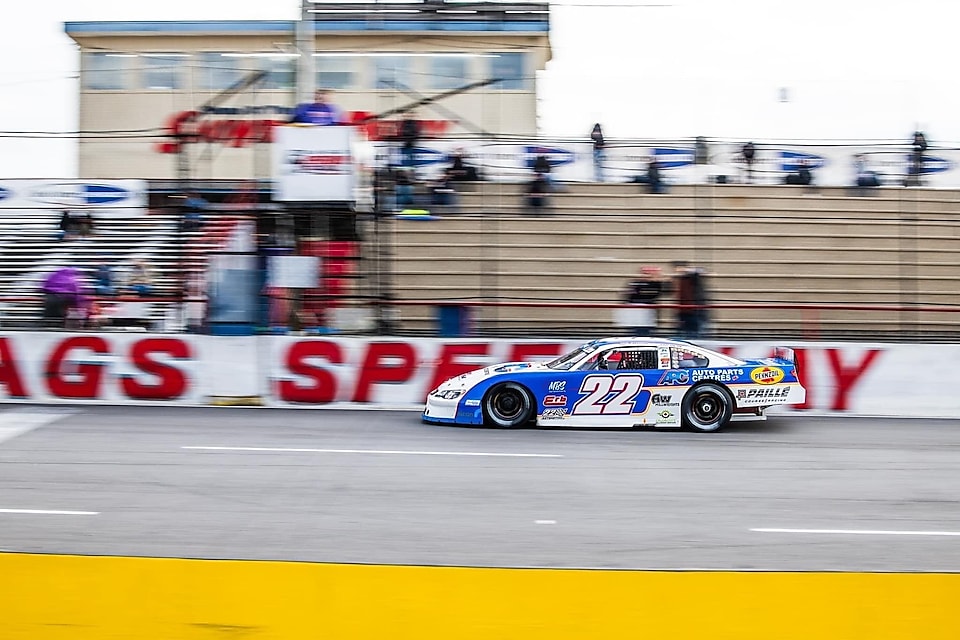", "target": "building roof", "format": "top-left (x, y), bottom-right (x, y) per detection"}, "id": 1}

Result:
top-left (64, 4), bottom-right (549, 37)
